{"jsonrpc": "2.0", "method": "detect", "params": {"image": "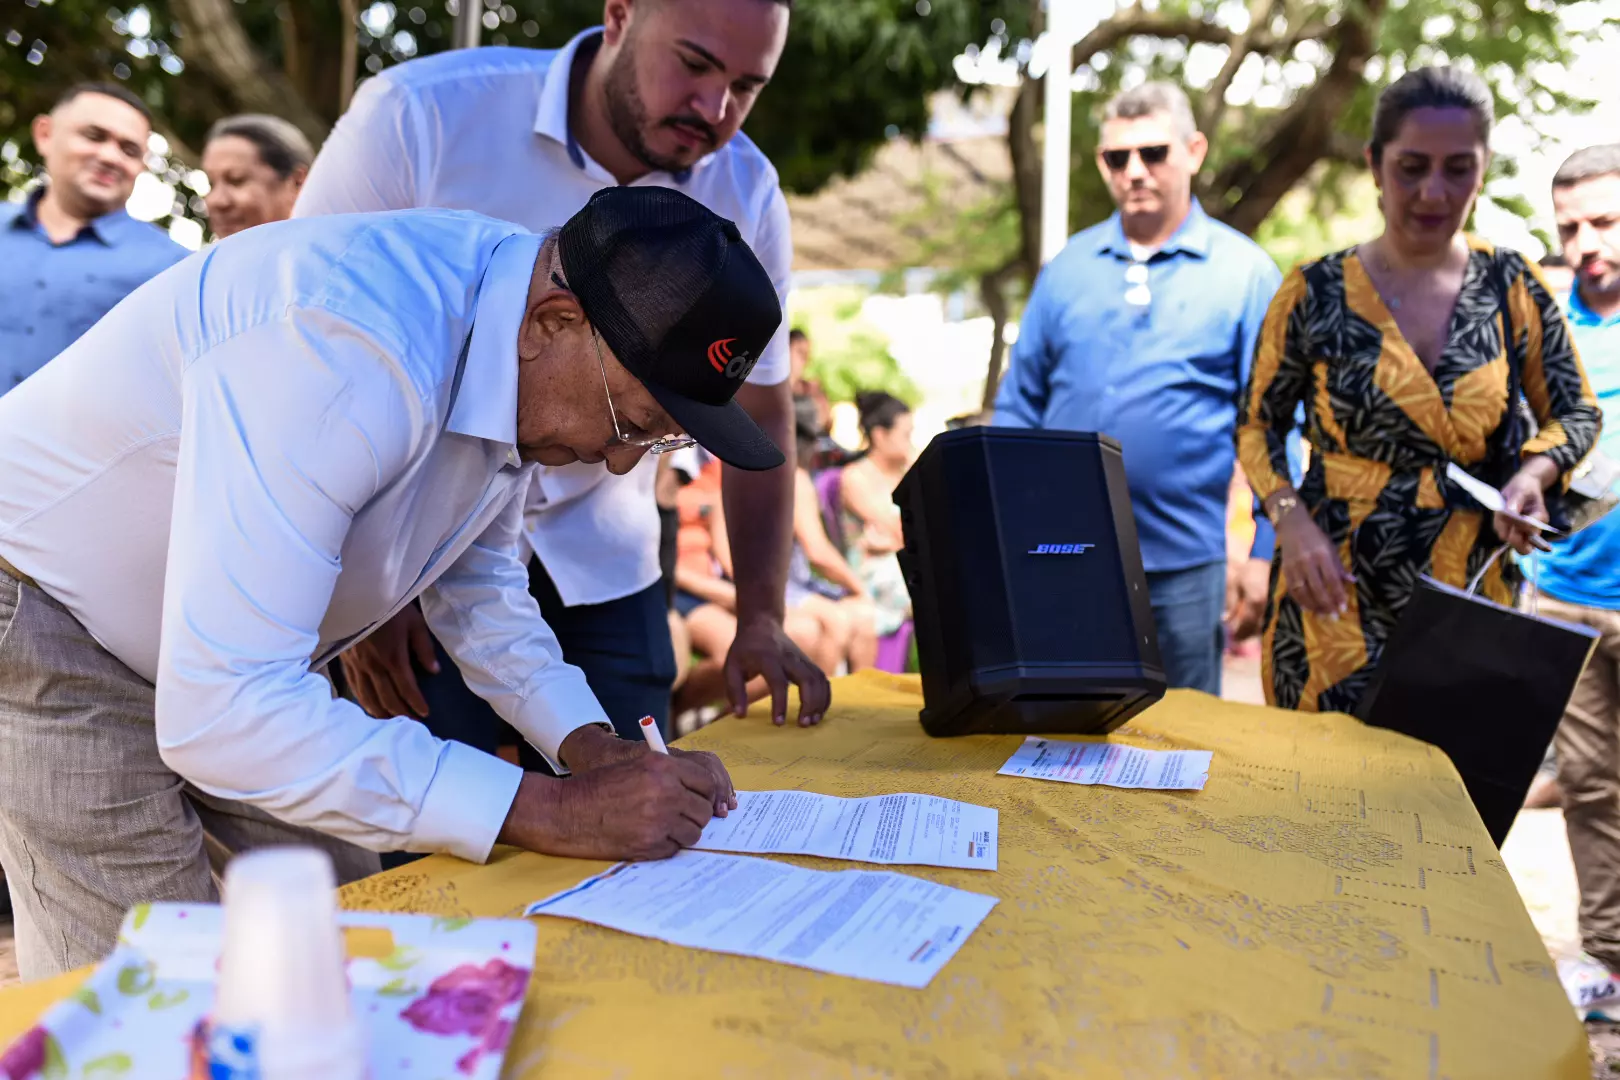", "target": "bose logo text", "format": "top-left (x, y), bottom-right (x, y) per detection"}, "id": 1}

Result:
top-left (1028, 543), bottom-right (1095, 555)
